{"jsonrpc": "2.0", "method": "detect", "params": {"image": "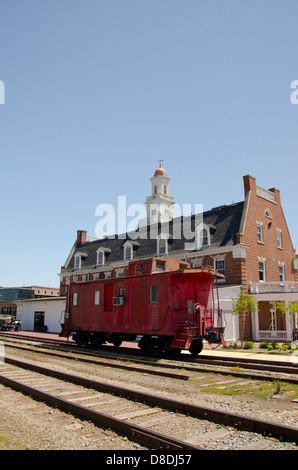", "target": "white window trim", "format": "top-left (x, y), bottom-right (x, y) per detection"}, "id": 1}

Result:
top-left (123, 241), bottom-right (134, 261)
top-left (116, 268), bottom-right (124, 278)
top-left (74, 251), bottom-right (88, 270)
top-left (258, 260), bottom-right (266, 282)
top-left (276, 229), bottom-right (283, 249)
top-left (96, 247), bottom-right (111, 268)
top-left (195, 224), bottom-right (210, 249)
top-left (74, 255), bottom-right (81, 270)
top-left (214, 258), bottom-right (225, 272)
top-left (156, 233), bottom-right (169, 255)
top-left (278, 264), bottom-right (285, 282)
top-left (96, 250), bottom-right (105, 267)
top-left (257, 223), bottom-right (264, 244)
top-left (94, 290), bottom-right (100, 305)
